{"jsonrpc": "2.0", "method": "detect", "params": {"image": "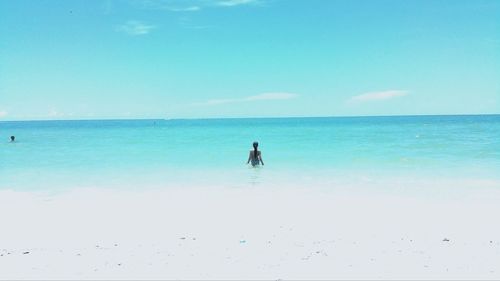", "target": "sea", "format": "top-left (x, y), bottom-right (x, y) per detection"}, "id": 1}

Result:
top-left (1, 115), bottom-right (499, 192)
